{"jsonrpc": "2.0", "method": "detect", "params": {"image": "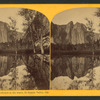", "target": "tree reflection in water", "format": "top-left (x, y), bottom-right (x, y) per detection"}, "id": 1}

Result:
top-left (0, 54), bottom-right (49, 90)
top-left (51, 55), bottom-right (100, 90)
